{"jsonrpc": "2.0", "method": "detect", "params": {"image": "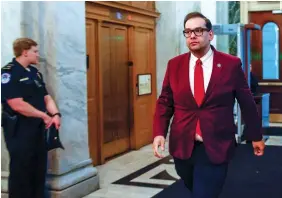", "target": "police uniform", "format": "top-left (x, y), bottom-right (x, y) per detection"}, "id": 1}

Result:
top-left (1, 58), bottom-right (49, 198)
